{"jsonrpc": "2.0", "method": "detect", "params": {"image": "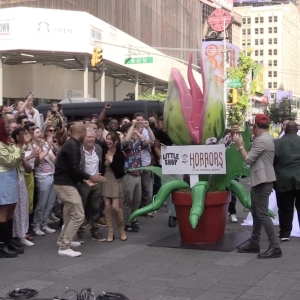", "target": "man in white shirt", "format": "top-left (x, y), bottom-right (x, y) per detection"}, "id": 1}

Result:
top-left (77, 128), bottom-right (106, 243)
top-left (134, 112), bottom-right (154, 217)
